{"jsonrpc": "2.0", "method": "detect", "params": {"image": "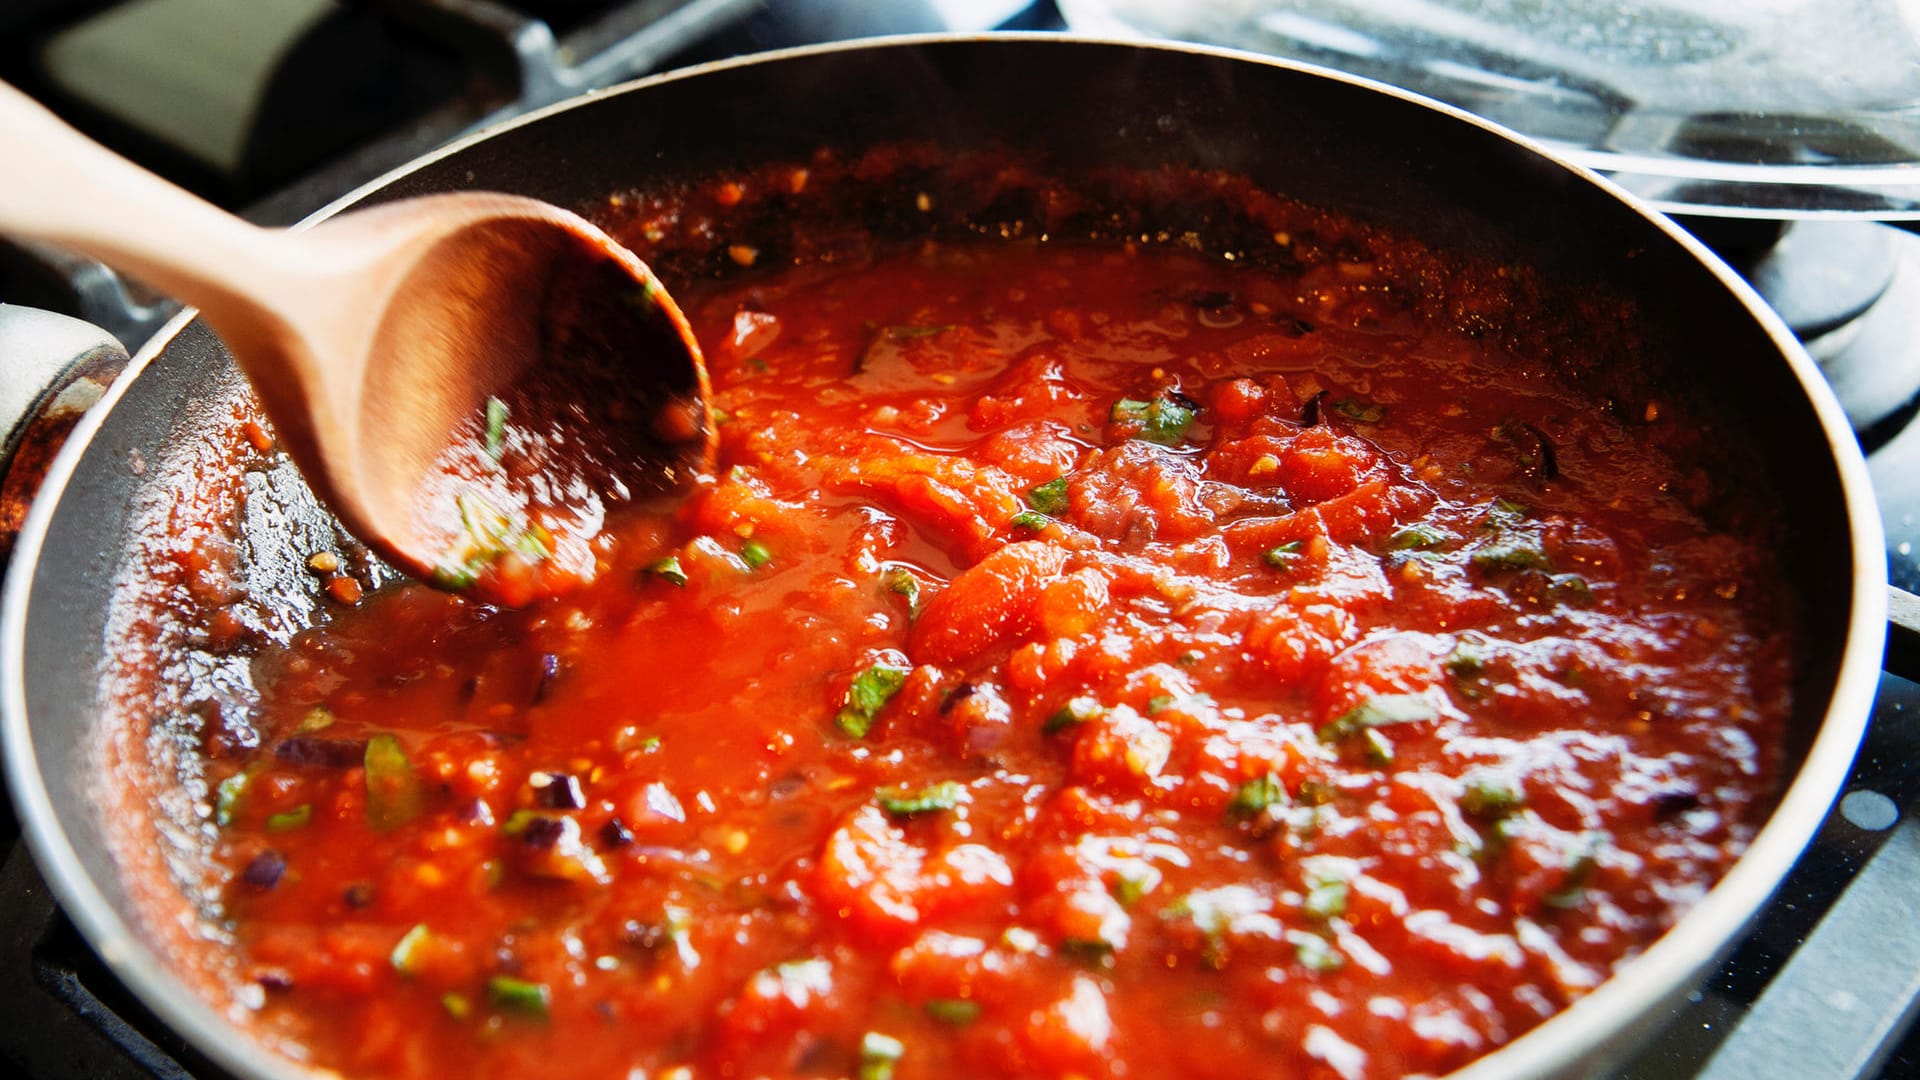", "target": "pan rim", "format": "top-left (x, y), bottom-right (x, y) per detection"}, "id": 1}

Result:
top-left (0, 31), bottom-right (1889, 1080)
